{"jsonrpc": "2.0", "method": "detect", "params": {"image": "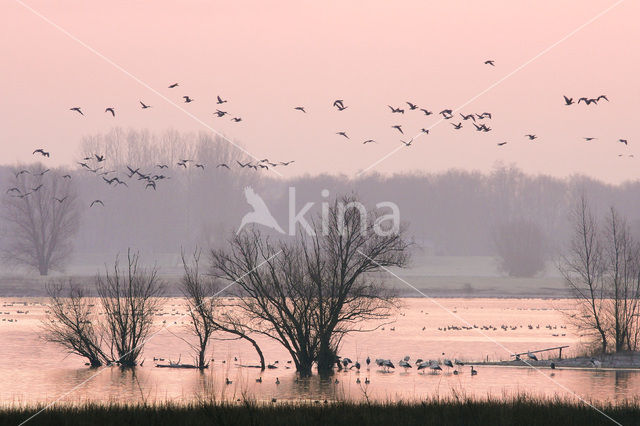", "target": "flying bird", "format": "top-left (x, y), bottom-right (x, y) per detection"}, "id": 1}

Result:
top-left (70, 107), bottom-right (84, 116)
top-left (32, 184), bottom-right (43, 192)
top-left (214, 110), bottom-right (228, 117)
top-left (156, 164), bottom-right (168, 169)
top-left (168, 83), bottom-right (179, 88)
top-left (597, 95), bottom-right (609, 102)
top-left (336, 131), bottom-right (349, 139)
top-left (388, 105), bottom-right (405, 114)
top-left (619, 139), bottom-right (628, 145)
top-left (484, 60), bottom-right (495, 66)
top-left (406, 102), bottom-right (418, 110)
top-left (62, 174), bottom-right (71, 179)
top-left (217, 95), bottom-right (227, 104)
top-left (583, 137), bottom-right (597, 141)
top-left (563, 95), bottom-right (574, 106)
top-left (294, 106), bottom-right (306, 113)
top-left (420, 108), bottom-right (433, 116)
top-left (90, 200), bottom-right (104, 208)
top-left (231, 117), bottom-right (242, 122)
top-left (217, 163), bottom-right (230, 169)
top-left (460, 113), bottom-right (476, 121)
top-left (400, 138), bottom-right (413, 147)
top-left (95, 154), bottom-right (105, 162)
top-left (54, 196), bottom-right (68, 203)
top-left (15, 170), bottom-right (30, 177)
top-left (140, 101), bottom-right (151, 109)
top-left (363, 139), bottom-right (376, 144)
top-left (451, 122), bottom-right (463, 129)
top-left (497, 142), bottom-right (507, 146)
top-left (439, 109), bottom-right (453, 119)
top-left (105, 107), bottom-right (115, 116)
top-left (33, 149), bottom-right (50, 158)
top-left (279, 160), bottom-right (295, 166)
top-left (421, 128), bottom-right (430, 134)
top-left (195, 164), bottom-right (205, 170)
top-left (183, 96), bottom-right (194, 103)
top-left (525, 134), bottom-right (537, 140)
top-left (391, 125), bottom-right (404, 134)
